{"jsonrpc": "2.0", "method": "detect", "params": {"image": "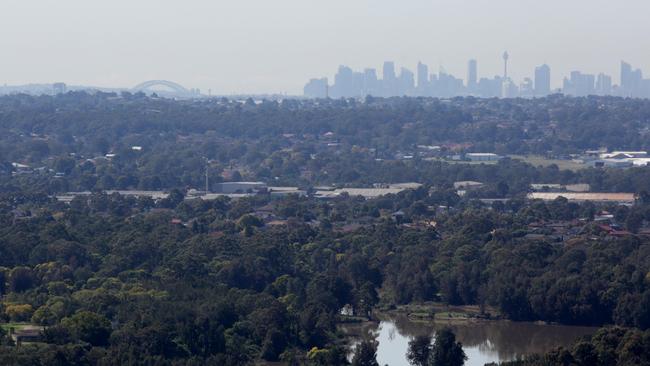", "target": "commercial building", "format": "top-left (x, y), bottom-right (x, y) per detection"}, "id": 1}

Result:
top-left (417, 62), bottom-right (429, 91)
top-left (563, 71), bottom-right (595, 96)
top-left (57, 190), bottom-right (170, 203)
top-left (214, 182), bottom-right (267, 194)
top-left (581, 151), bottom-right (650, 168)
top-left (589, 160), bottom-right (634, 168)
top-left (596, 73), bottom-right (612, 95)
top-left (453, 181), bottom-right (484, 190)
top-left (268, 187), bottom-right (307, 197)
top-left (466, 153), bottom-right (502, 162)
top-left (467, 59), bottom-right (478, 92)
top-left (314, 183), bottom-right (422, 199)
top-left (528, 192), bottom-right (636, 204)
top-left (303, 78), bottom-right (328, 98)
top-left (534, 64), bottom-right (551, 96)
top-left (599, 151), bottom-right (648, 159)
